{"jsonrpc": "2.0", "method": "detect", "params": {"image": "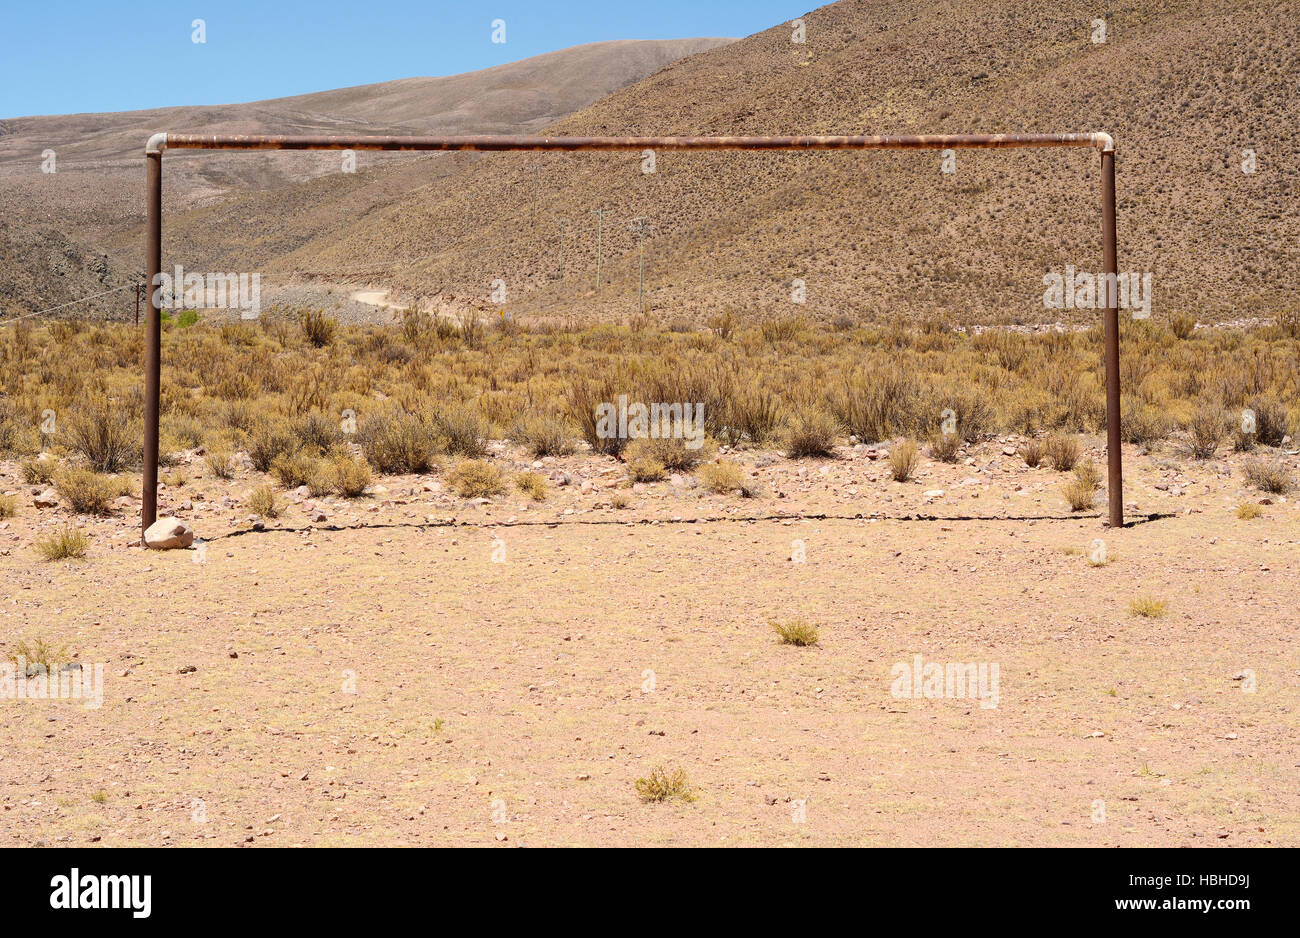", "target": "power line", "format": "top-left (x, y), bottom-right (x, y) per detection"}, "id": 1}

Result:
top-left (0, 281), bottom-right (140, 327)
